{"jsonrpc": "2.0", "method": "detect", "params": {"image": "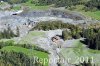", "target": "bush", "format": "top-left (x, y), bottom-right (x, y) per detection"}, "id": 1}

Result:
top-left (0, 27), bottom-right (20, 39)
top-left (68, 6), bottom-right (76, 11)
top-left (31, 21), bottom-right (78, 31)
top-left (0, 51), bottom-right (42, 66)
top-left (0, 40), bottom-right (14, 49)
top-left (62, 30), bottom-right (72, 40)
top-left (84, 7), bottom-right (98, 12)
